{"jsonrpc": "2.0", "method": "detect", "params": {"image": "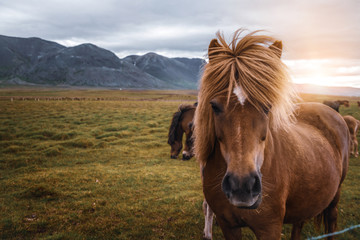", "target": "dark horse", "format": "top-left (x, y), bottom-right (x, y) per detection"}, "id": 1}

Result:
top-left (167, 103), bottom-right (196, 160)
top-left (194, 30), bottom-right (350, 240)
top-left (168, 103), bottom-right (215, 239)
top-left (323, 100), bottom-right (349, 112)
